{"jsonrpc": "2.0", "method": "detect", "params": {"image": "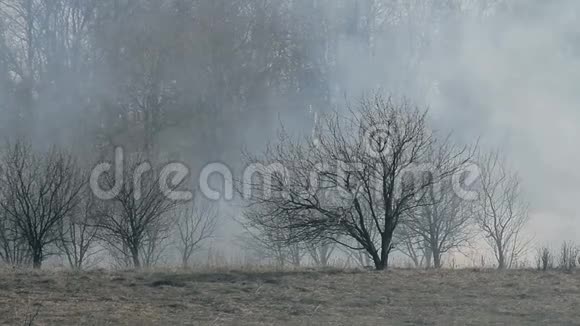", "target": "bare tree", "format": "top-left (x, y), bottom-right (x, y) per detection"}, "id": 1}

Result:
top-left (242, 94), bottom-right (472, 270)
top-left (0, 141), bottom-right (84, 268)
top-left (102, 240), bottom-right (131, 270)
top-left (394, 223), bottom-right (428, 268)
top-left (535, 246), bottom-right (553, 272)
top-left (307, 242), bottom-right (336, 267)
top-left (240, 206), bottom-right (306, 268)
top-left (558, 241), bottom-right (578, 272)
top-left (339, 242), bottom-right (374, 269)
top-left (287, 241), bottom-right (305, 267)
top-left (474, 150), bottom-right (530, 269)
top-left (56, 191), bottom-right (101, 270)
top-left (94, 156), bottom-right (179, 269)
top-left (140, 222), bottom-right (173, 268)
top-left (402, 176), bottom-right (474, 268)
top-left (0, 209), bottom-right (30, 266)
top-left (174, 197), bottom-right (218, 268)
top-left (241, 232), bottom-right (305, 268)
top-left (238, 230), bottom-right (287, 268)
